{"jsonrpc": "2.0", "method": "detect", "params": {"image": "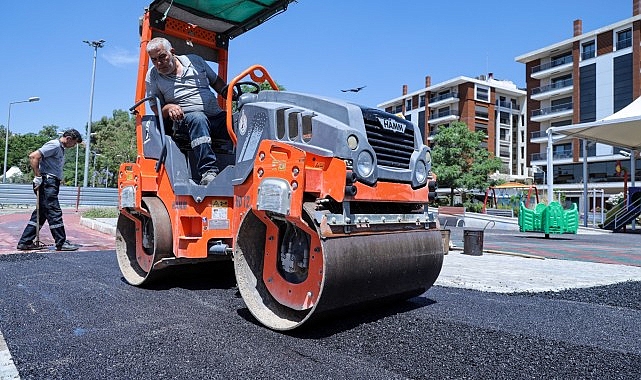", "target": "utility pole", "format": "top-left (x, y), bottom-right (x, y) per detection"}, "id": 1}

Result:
top-left (3, 97), bottom-right (39, 183)
top-left (82, 39), bottom-right (105, 187)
